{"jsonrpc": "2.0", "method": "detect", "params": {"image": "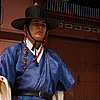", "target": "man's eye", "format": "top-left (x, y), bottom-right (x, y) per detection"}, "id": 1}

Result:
top-left (34, 23), bottom-right (38, 26)
top-left (41, 24), bottom-right (46, 27)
